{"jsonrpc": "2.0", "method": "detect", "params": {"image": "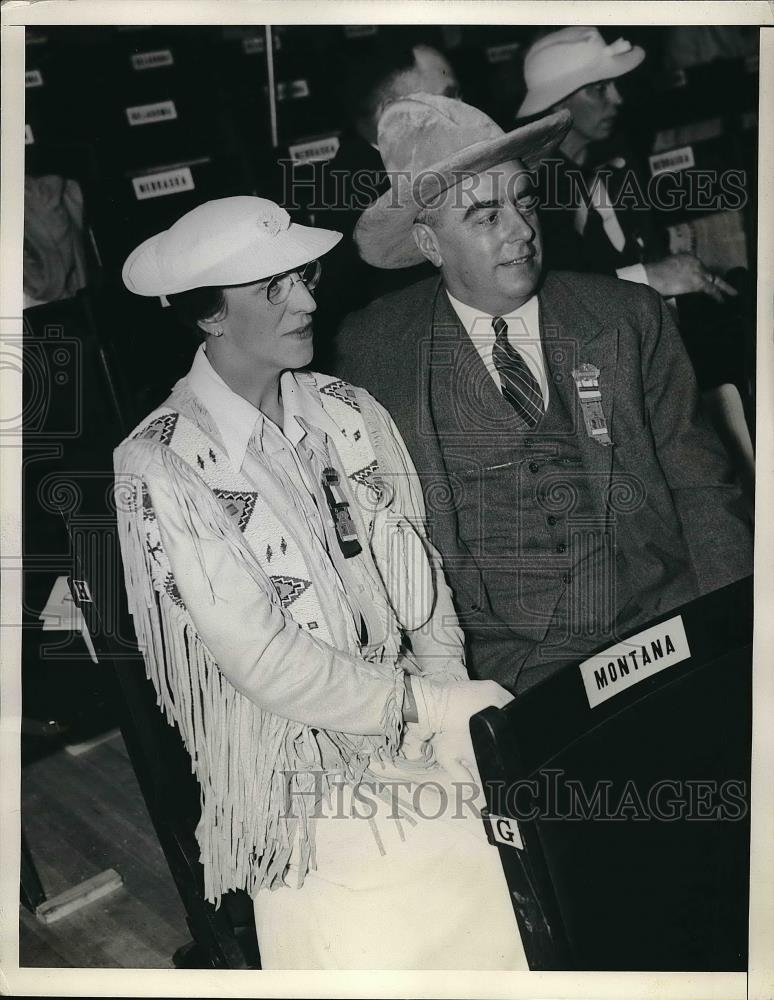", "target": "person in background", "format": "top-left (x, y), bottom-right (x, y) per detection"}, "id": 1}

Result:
top-left (114, 195), bottom-right (525, 970)
top-left (312, 35), bottom-right (461, 359)
top-left (516, 27), bottom-right (736, 303)
top-left (516, 26), bottom-right (753, 404)
top-left (335, 93), bottom-right (753, 694)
